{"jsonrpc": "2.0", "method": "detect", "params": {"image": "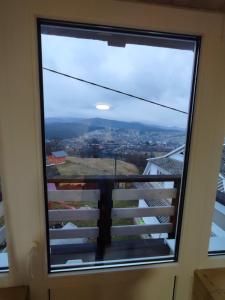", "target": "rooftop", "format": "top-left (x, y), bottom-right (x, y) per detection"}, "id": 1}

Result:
top-left (152, 157), bottom-right (183, 175)
top-left (51, 151), bottom-right (68, 158)
top-left (149, 144), bottom-right (225, 178)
